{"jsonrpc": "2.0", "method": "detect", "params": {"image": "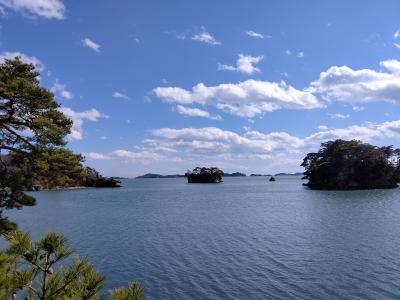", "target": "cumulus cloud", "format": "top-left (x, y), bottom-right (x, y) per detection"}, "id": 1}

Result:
top-left (175, 105), bottom-right (222, 120)
top-left (51, 81), bottom-right (73, 99)
top-left (150, 120), bottom-right (400, 159)
top-left (191, 27), bottom-right (221, 45)
top-left (112, 149), bottom-right (167, 163)
top-left (82, 38), bottom-right (101, 53)
top-left (60, 107), bottom-right (108, 140)
top-left (154, 79), bottom-right (322, 118)
top-left (318, 125), bottom-right (329, 130)
top-left (84, 152), bottom-right (111, 160)
top-left (352, 106), bottom-right (364, 111)
top-left (0, 0), bottom-right (65, 19)
top-left (0, 51), bottom-right (44, 71)
top-left (297, 51), bottom-right (304, 58)
top-left (394, 30), bottom-right (400, 48)
top-left (328, 113), bottom-right (350, 119)
top-left (310, 59), bottom-right (400, 104)
top-left (80, 119), bottom-right (400, 173)
top-left (218, 54), bottom-right (264, 75)
top-left (112, 92), bottom-right (129, 100)
top-left (246, 30), bottom-right (270, 39)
